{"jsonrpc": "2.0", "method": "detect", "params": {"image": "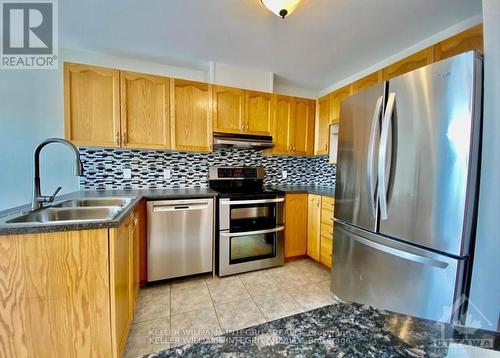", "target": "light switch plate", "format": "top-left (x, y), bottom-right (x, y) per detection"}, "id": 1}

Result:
top-left (123, 168), bottom-right (132, 179)
top-left (282, 170), bottom-right (288, 179)
top-left (163, 169), bottom-right (171, 179)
